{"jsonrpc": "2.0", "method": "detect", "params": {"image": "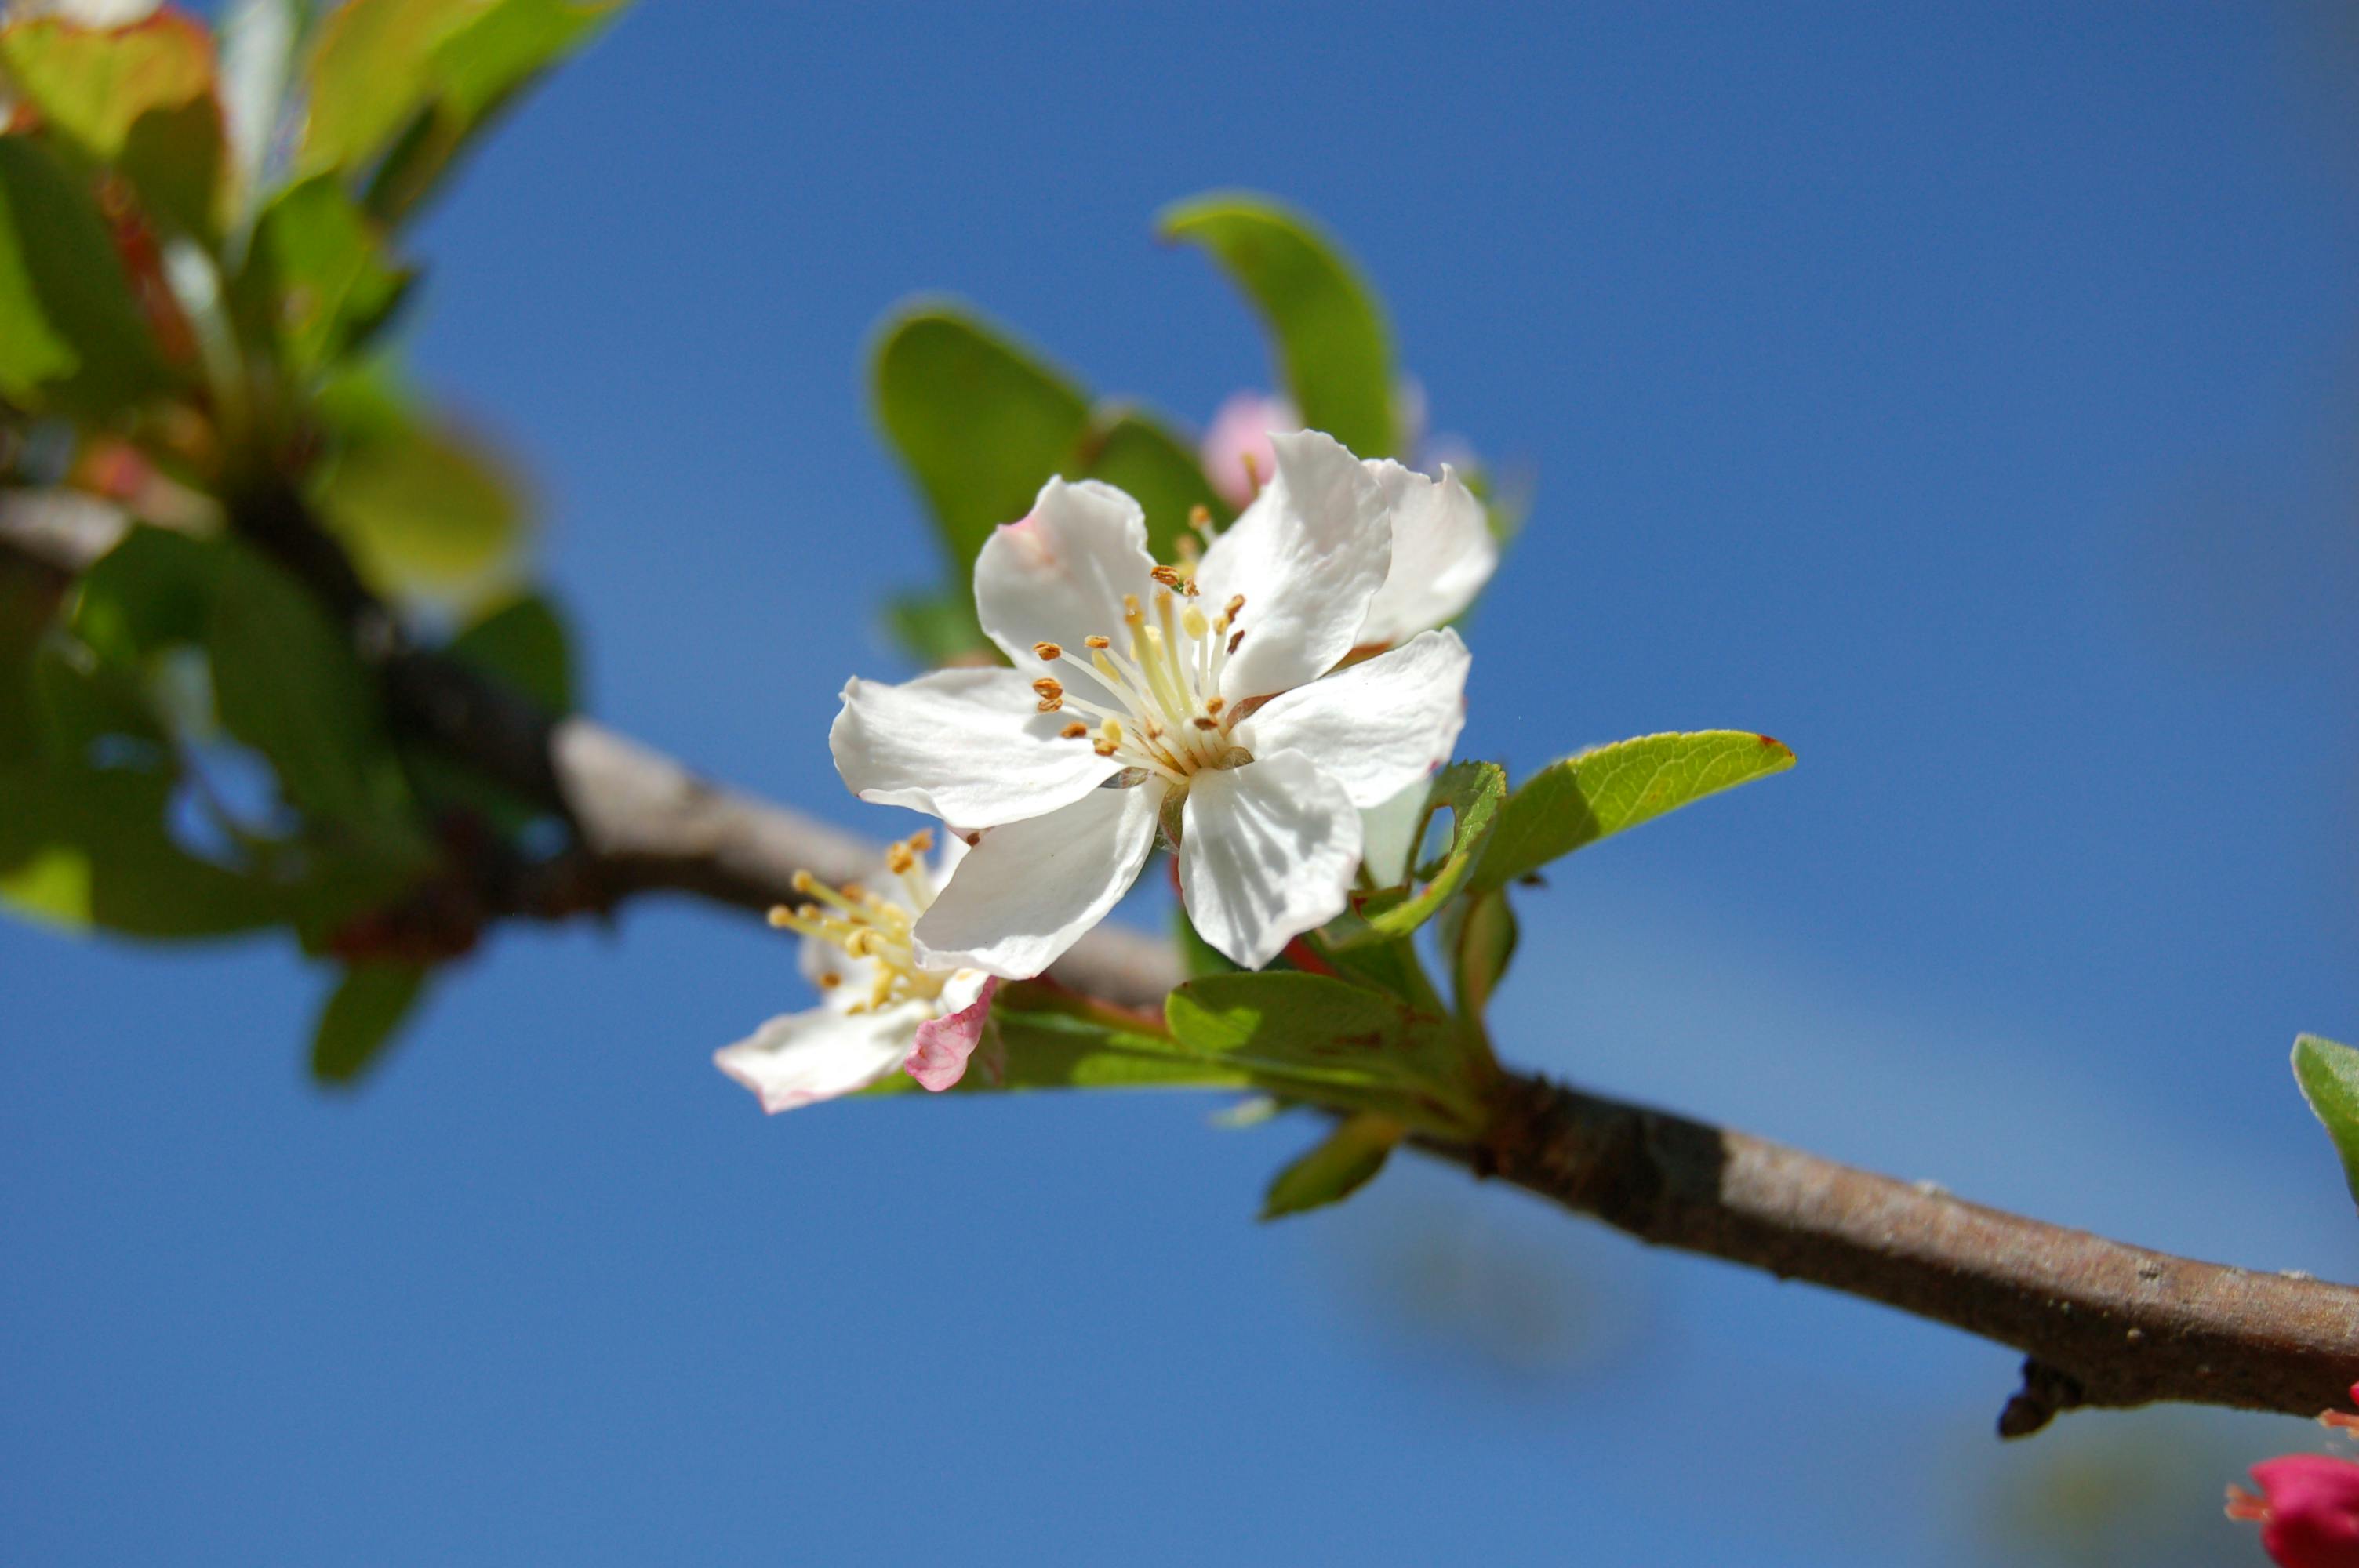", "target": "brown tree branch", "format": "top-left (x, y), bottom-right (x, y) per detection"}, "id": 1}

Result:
top-left (7, 494), bottom-right (2356, 1433)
